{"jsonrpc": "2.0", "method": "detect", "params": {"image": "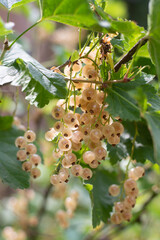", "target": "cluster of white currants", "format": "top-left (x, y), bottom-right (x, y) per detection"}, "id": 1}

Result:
top-left (56, 190), bottom-right (79, 228)
top-left (109, 166), bottom-right (145, 224)
top-left (2, 227), bottom-right (27, 240)
top-left (47, 44), bottom-right (124, 185)
top-left (15, 130), bottom-right (41, 179)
